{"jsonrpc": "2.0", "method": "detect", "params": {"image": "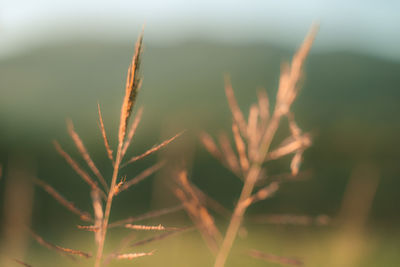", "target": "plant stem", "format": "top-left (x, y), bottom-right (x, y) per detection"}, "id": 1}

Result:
top-left (94, 142), bottom-right (123, 267)
top-left (214, 113), bottom-right (281, 267)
